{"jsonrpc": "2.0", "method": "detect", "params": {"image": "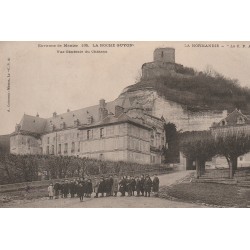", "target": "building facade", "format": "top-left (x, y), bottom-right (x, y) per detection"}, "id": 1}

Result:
top-left (10, 99), bottom-right (166, 164)
top-left (210, 109), bottom-right (250, 168)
